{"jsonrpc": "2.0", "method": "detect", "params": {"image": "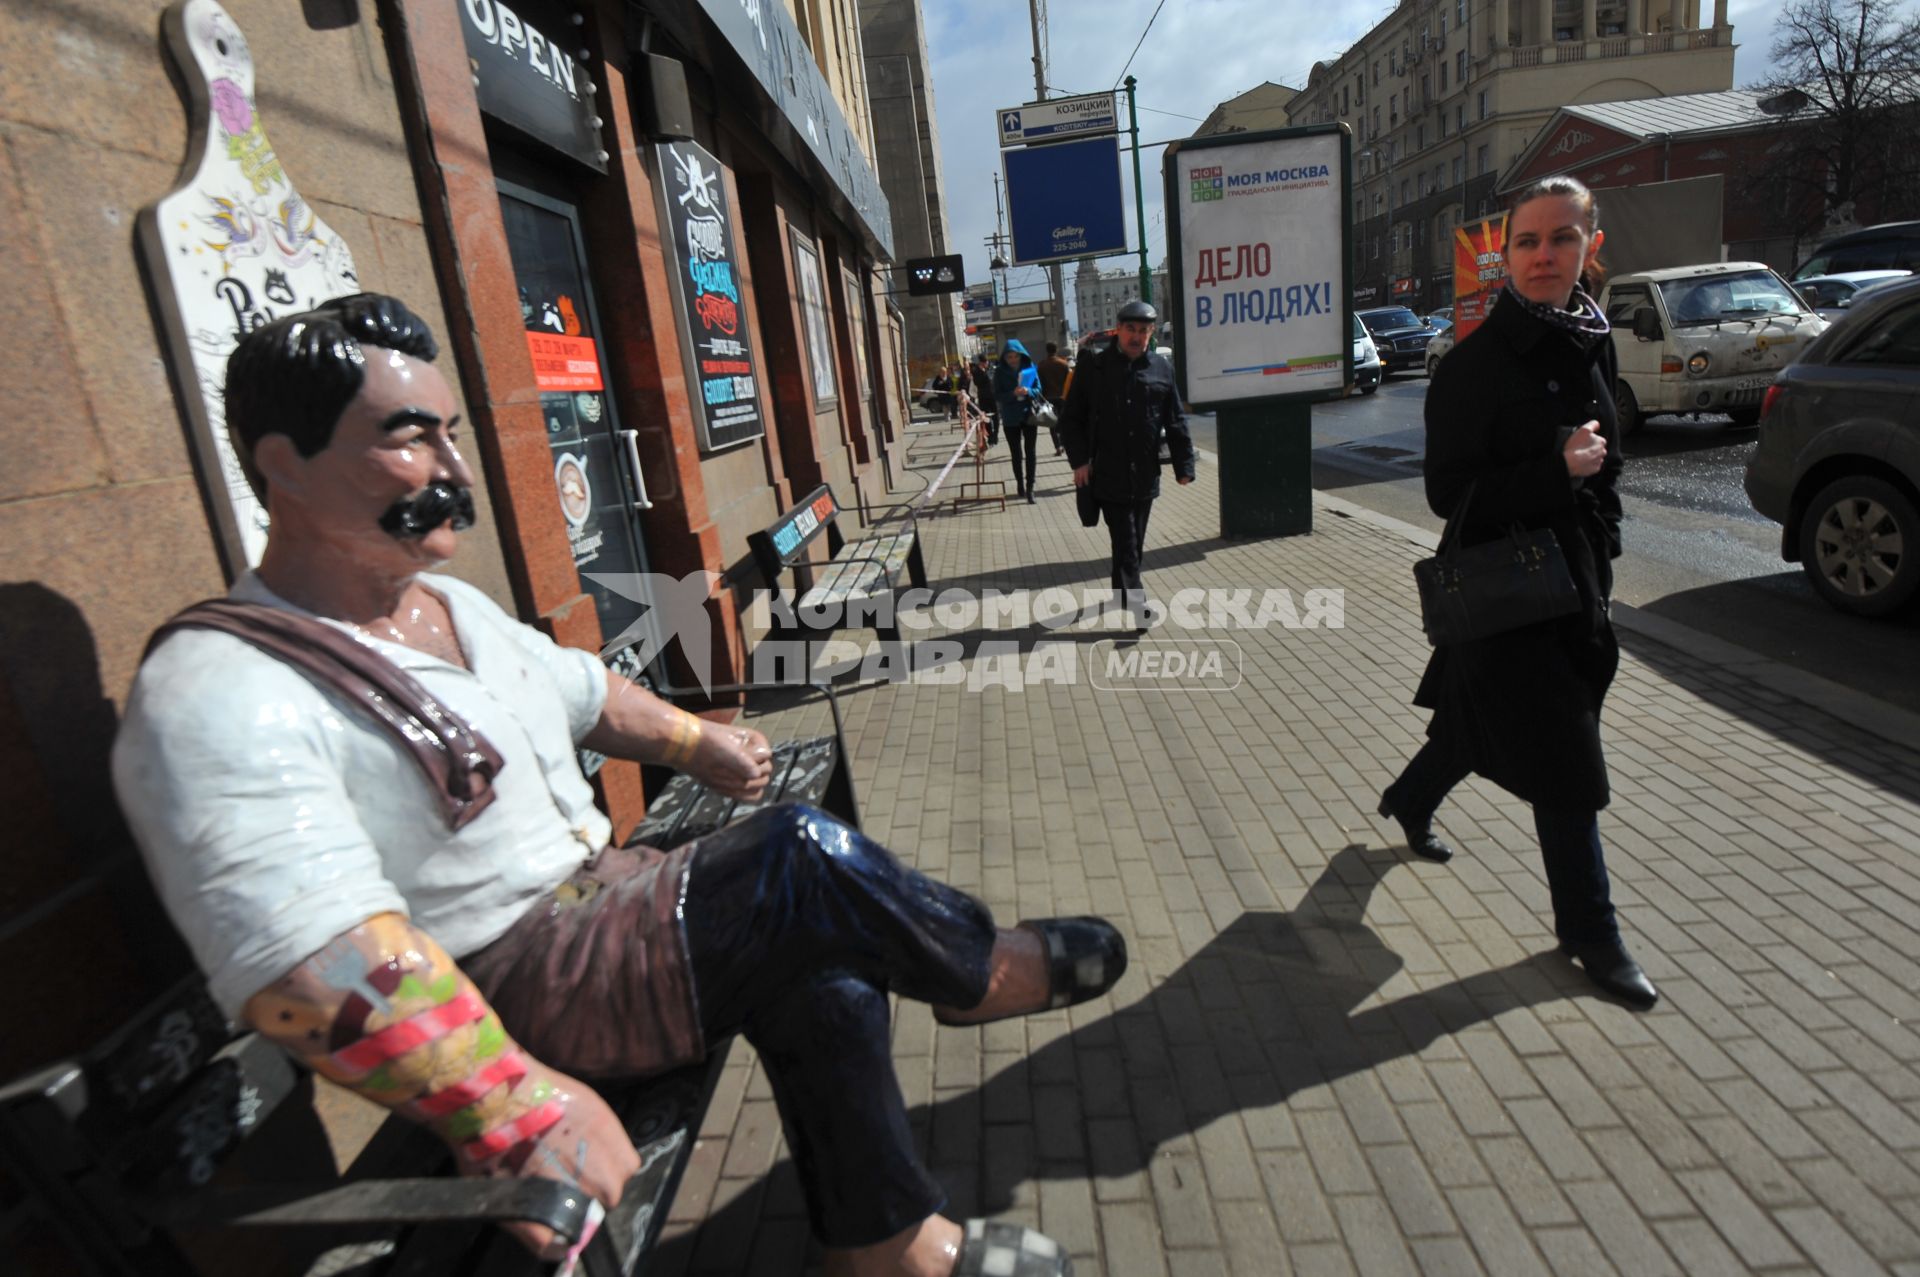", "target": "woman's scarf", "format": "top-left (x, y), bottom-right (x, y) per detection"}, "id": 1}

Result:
top-left (1496, 281), bottom-right (1611, 345)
